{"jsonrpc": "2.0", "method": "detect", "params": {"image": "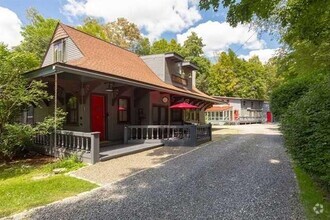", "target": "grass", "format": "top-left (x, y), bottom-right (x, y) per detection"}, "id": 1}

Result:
top-left (294, 165), bottom-right (330, 220)
top-left (0, 155), bottom-right (98, 218)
